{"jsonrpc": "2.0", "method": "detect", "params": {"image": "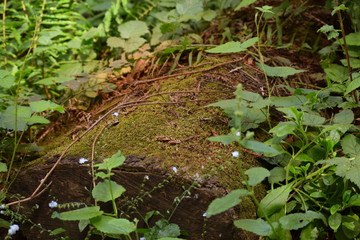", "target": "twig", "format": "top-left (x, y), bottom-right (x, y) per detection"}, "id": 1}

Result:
top-left (7, 182), bottom-right (52, 206)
